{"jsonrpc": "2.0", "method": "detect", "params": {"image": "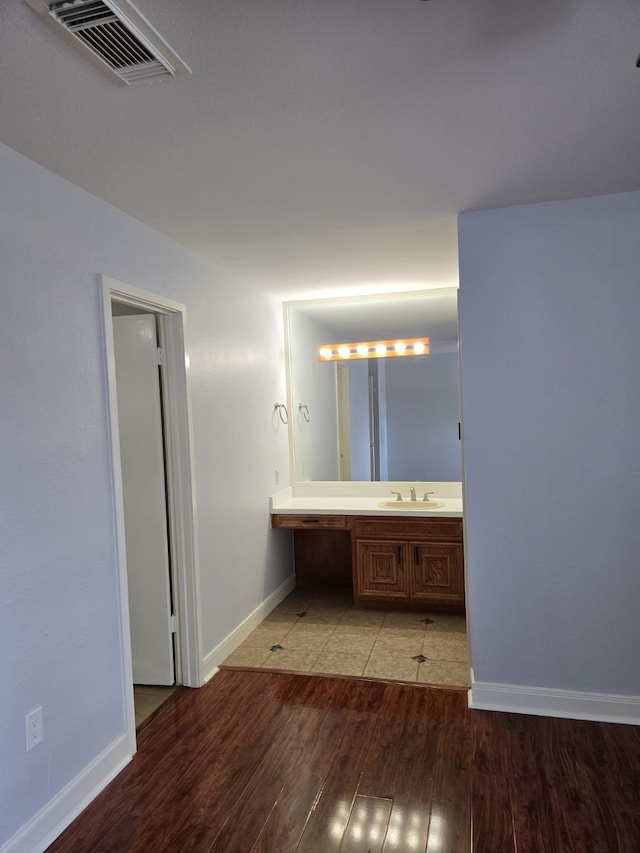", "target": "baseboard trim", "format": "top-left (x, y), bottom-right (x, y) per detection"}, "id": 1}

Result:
top-left (469, 680), bottom-right (640, 725)
top-left (201, 573), bottom-right (297, 683)
top-left (1, 734), bottom-right (132, 853)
